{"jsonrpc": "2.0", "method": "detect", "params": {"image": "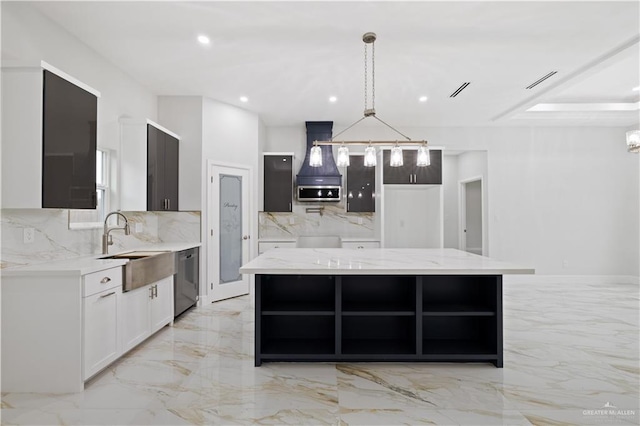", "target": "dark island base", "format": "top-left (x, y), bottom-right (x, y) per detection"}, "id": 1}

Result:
top-left (255, 274), bottom-right (503, 368)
